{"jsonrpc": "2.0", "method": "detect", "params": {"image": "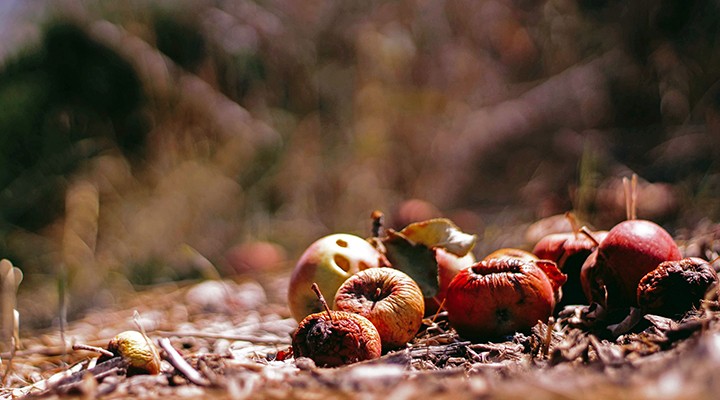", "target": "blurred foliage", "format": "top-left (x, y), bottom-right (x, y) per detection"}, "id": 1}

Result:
top-left (0, 22), bottom-right (147, 235)
top-left (0, 0), bottom-right (718, 327)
